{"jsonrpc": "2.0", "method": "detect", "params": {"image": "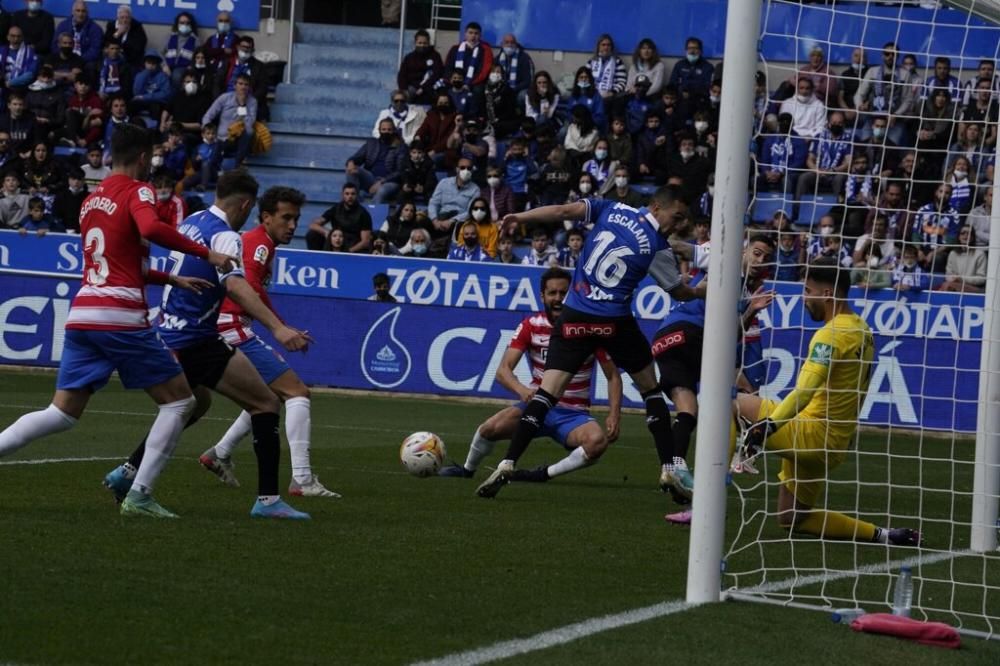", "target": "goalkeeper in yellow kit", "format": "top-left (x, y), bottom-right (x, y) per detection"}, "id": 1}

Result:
top-left (735, 258), bottom-right (921, 546)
